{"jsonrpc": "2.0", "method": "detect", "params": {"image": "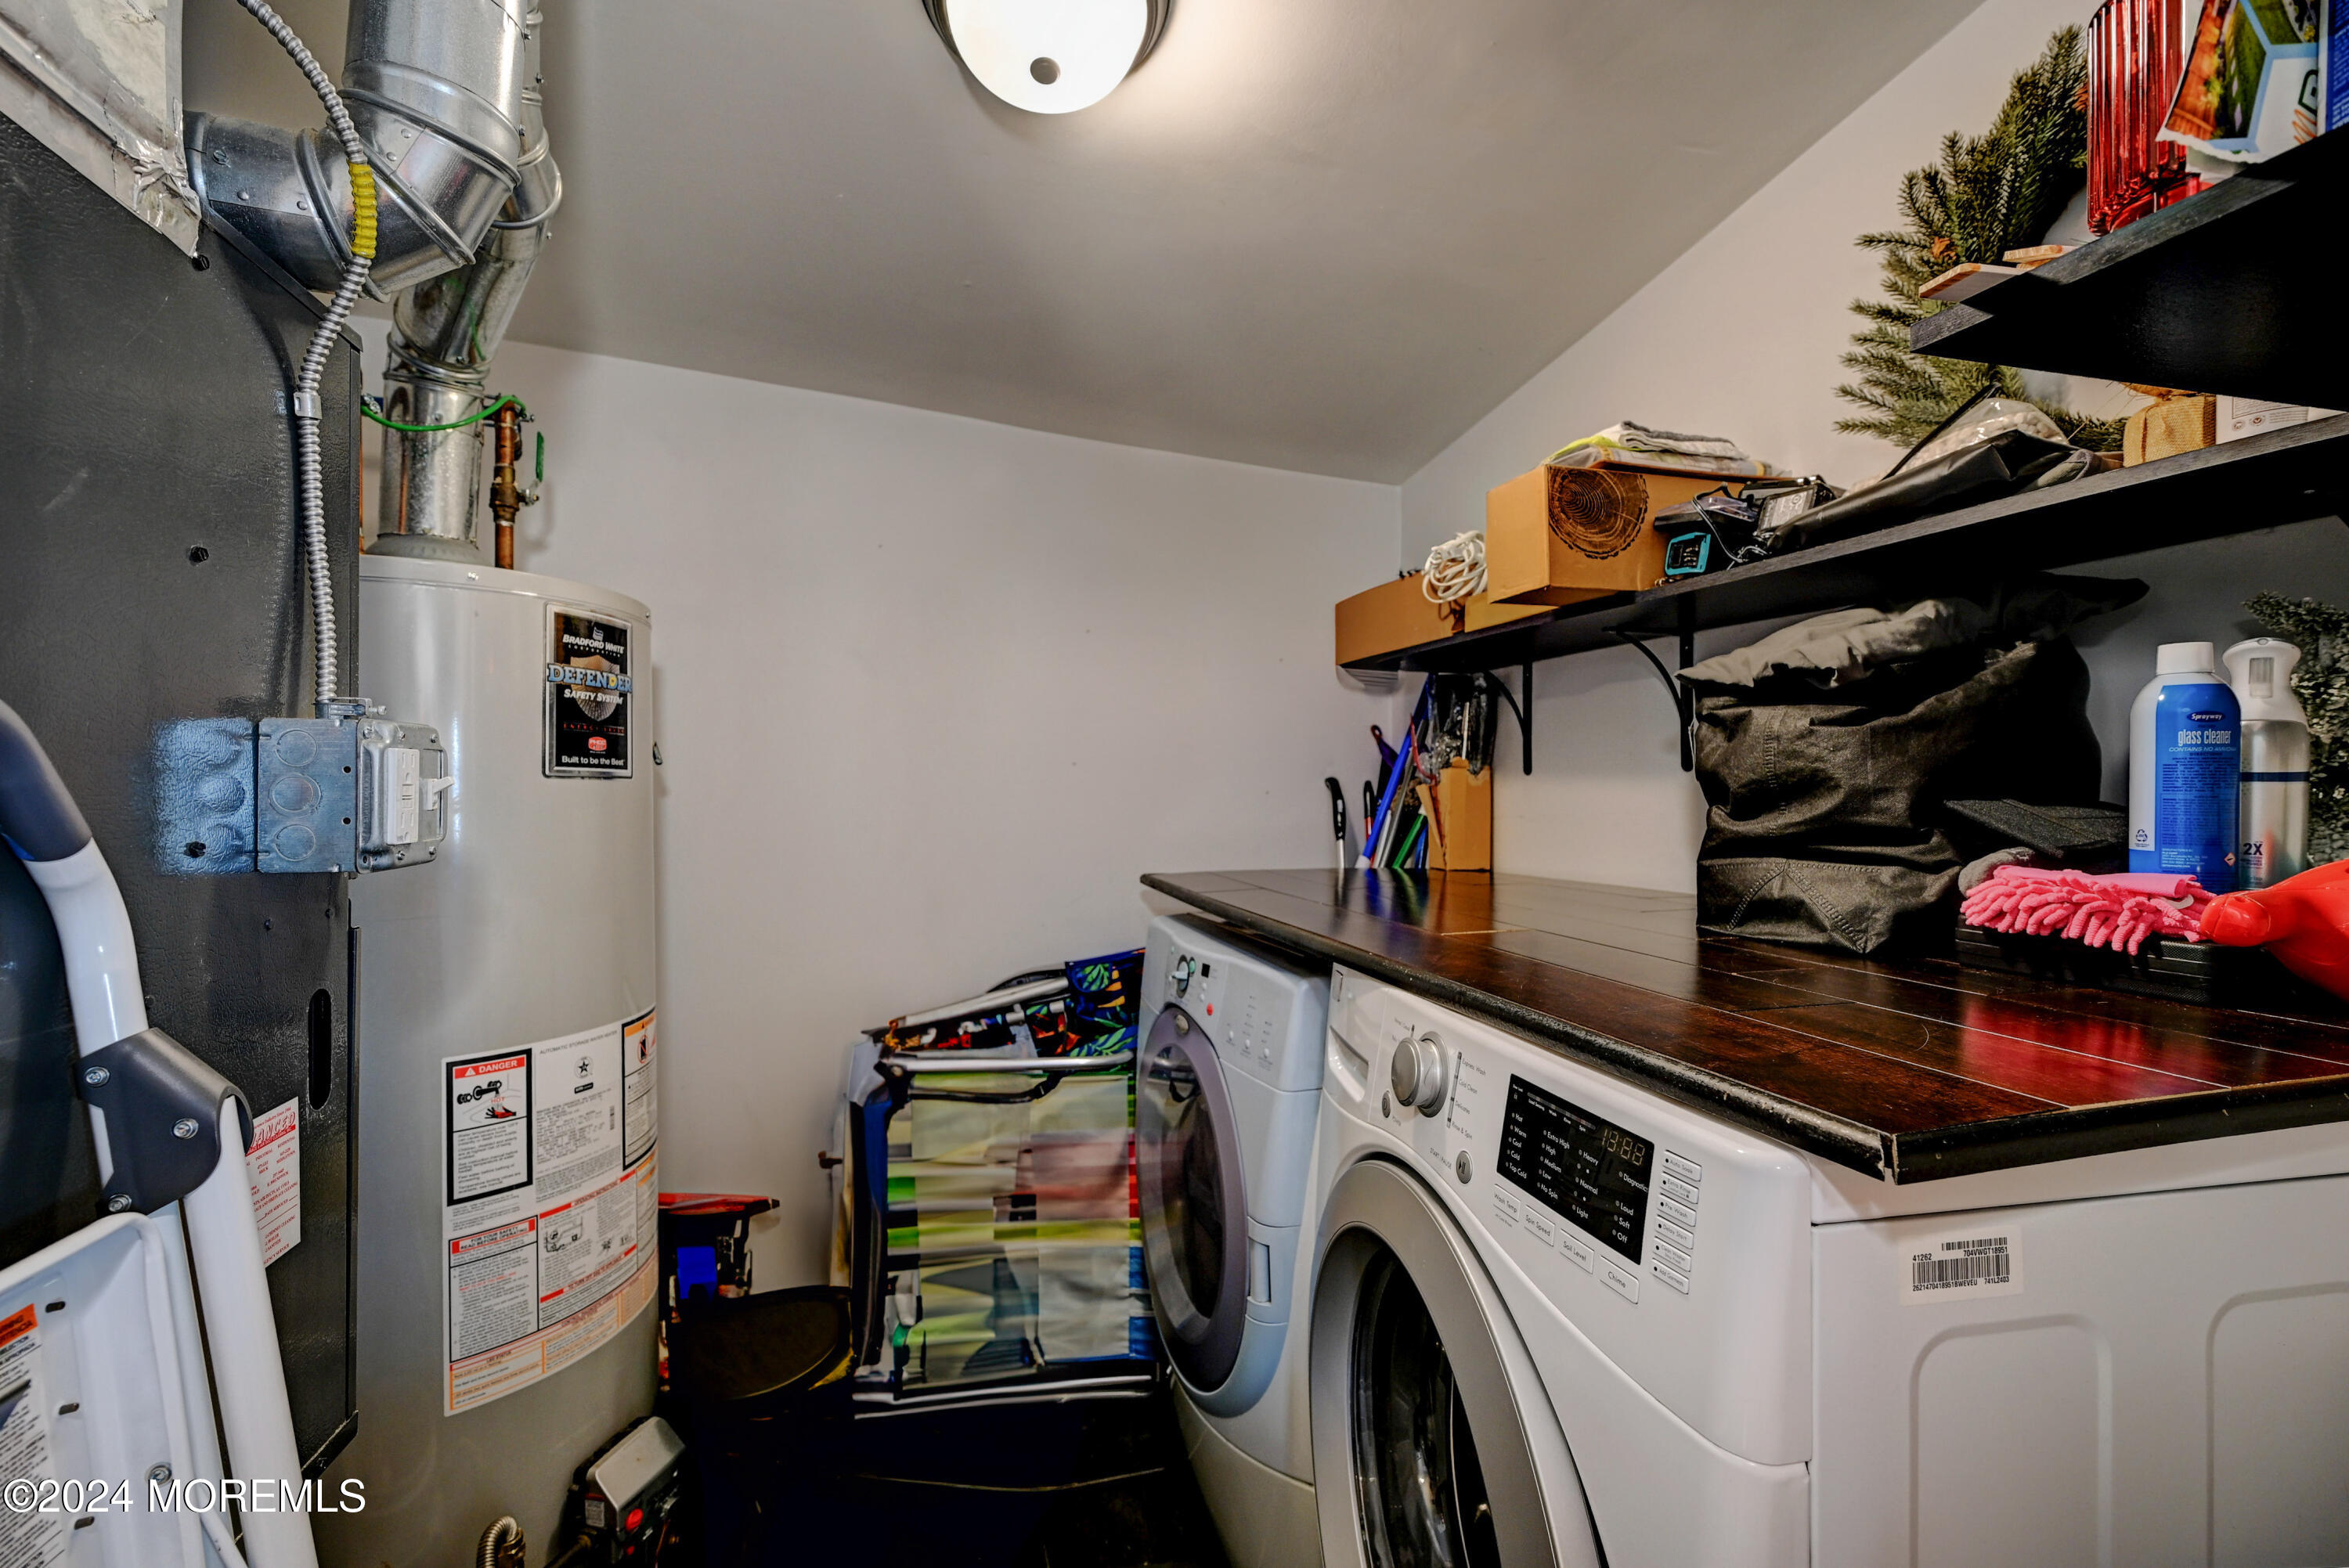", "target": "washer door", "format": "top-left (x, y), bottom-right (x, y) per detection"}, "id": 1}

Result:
top-left (1312, 1159), bottom-right (1602, 1568)
top-left (1137, 1004), bottom-right (1250, 1393)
